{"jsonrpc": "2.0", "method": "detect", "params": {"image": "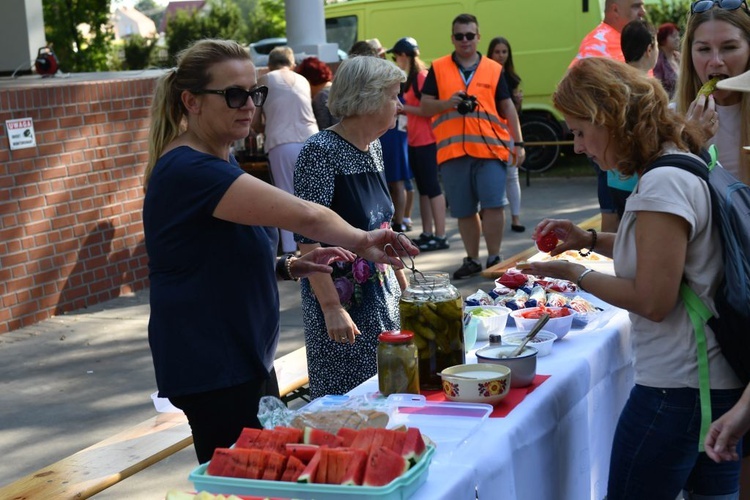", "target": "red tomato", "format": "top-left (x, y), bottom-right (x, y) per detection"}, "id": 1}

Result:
top-left (536, 233), bottom-right (558, 253)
